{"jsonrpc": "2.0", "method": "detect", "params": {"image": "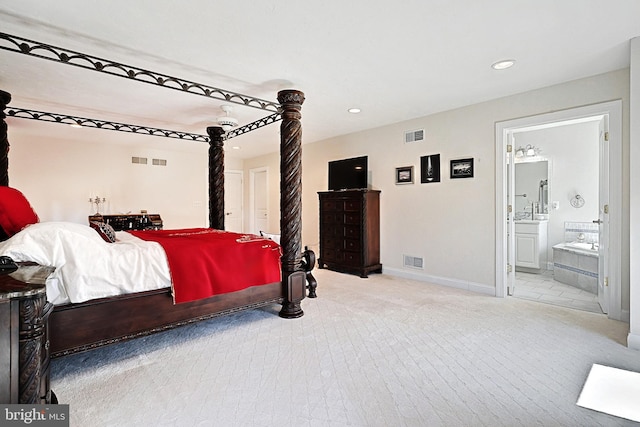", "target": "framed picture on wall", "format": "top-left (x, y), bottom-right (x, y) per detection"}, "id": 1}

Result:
top-left (420, 154), bottom-right (440, 183)
top-left (395, 166), bottom-right (414, 184)
top-left (450, 158), bottom-right (474, 179)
